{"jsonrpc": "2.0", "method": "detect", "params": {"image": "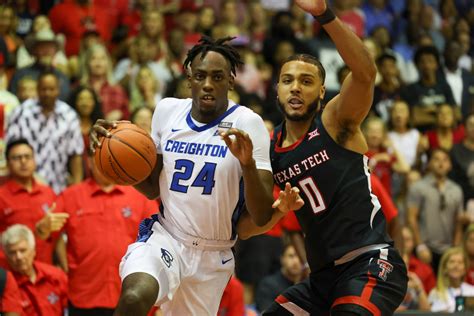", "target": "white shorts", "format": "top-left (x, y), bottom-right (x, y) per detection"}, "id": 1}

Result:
top-left (119, 215), bottom-right (235, 316)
